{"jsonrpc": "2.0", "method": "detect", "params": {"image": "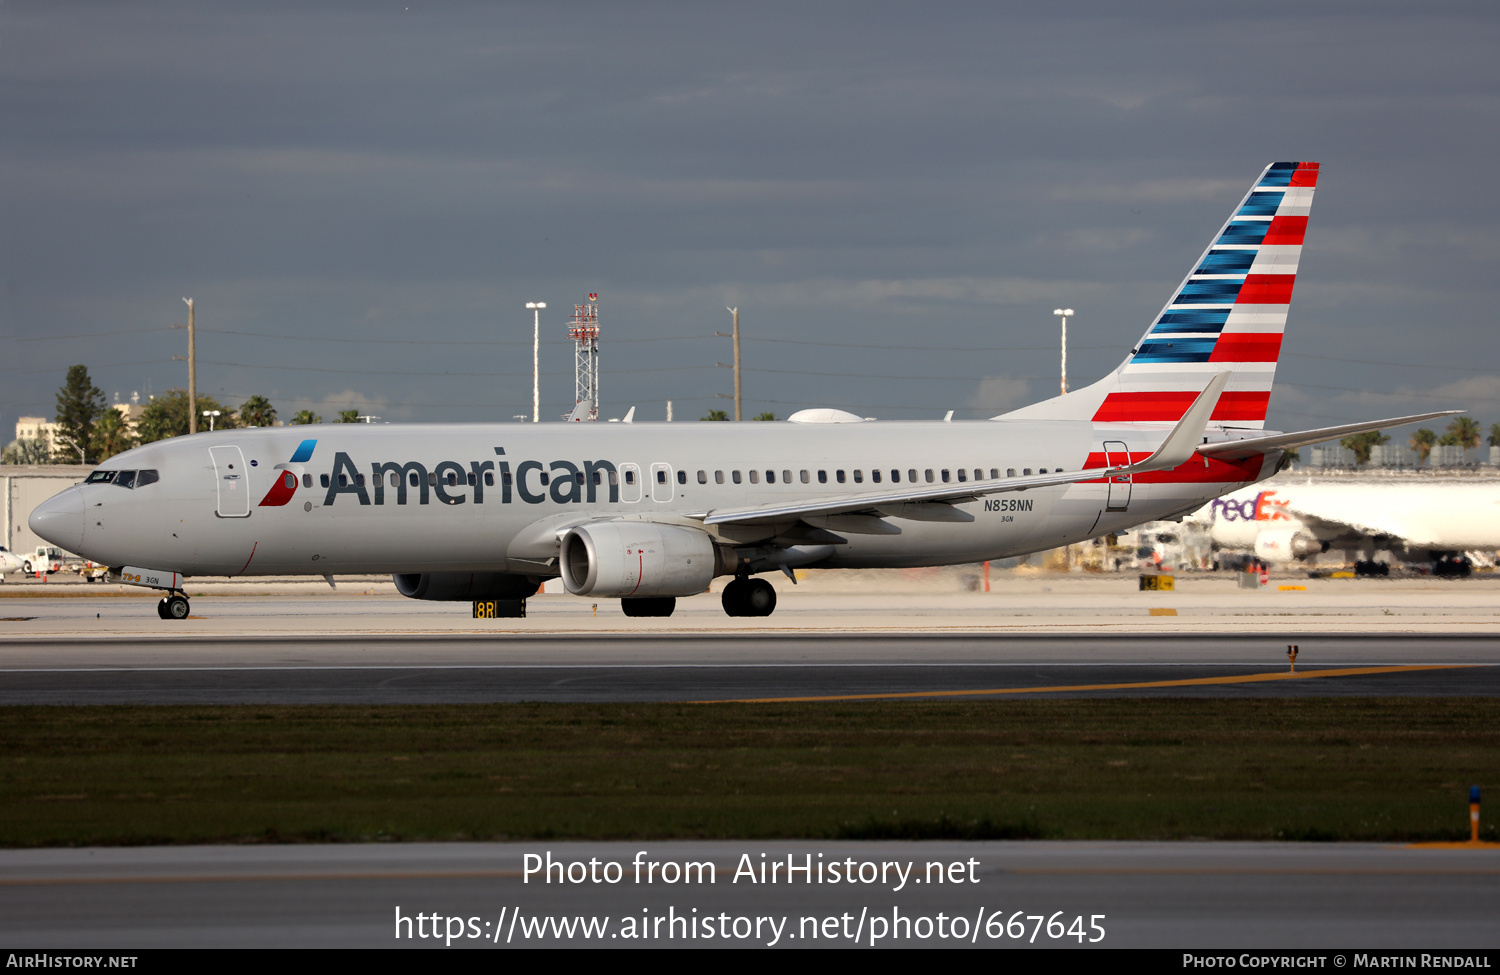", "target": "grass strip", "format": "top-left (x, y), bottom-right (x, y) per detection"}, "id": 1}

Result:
top-left (1, 698), bottom-right (1496, 846)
